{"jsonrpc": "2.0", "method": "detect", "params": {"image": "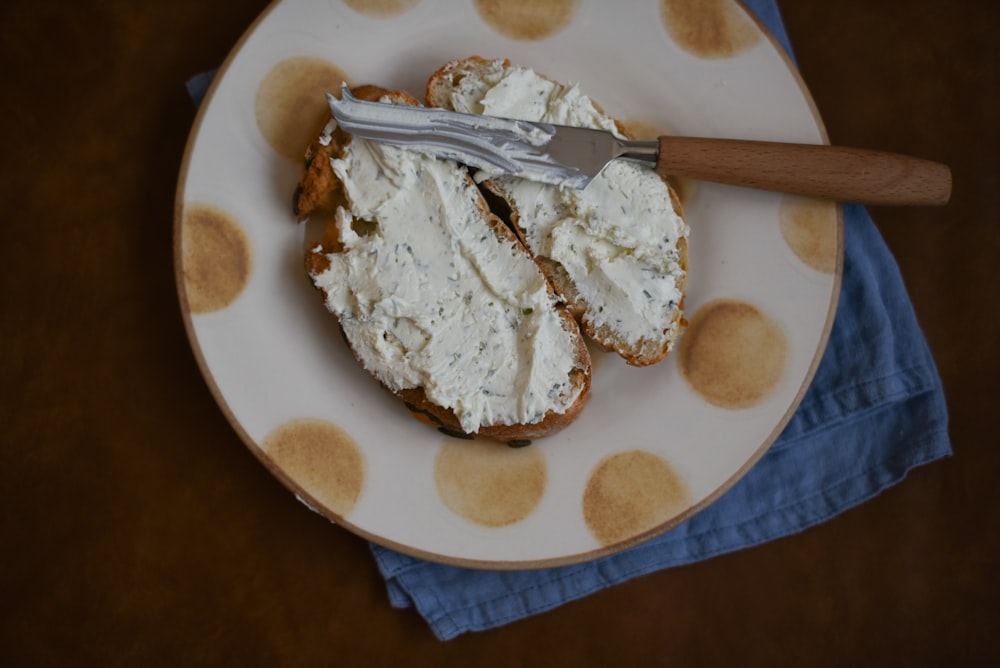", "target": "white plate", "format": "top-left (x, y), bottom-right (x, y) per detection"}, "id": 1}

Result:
top-left (175, 0), bottom-right (842, 569)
